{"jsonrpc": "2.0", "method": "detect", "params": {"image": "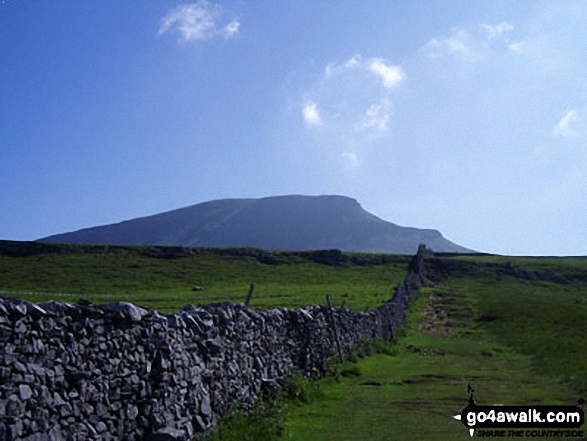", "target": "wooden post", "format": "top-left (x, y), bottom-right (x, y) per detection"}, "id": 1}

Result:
top-left (326, 294), bottom-right (344, 363)
top-left (388, 319), bottom-right (397, 343)
top-left (245, 283), bottom-right (255, 307)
